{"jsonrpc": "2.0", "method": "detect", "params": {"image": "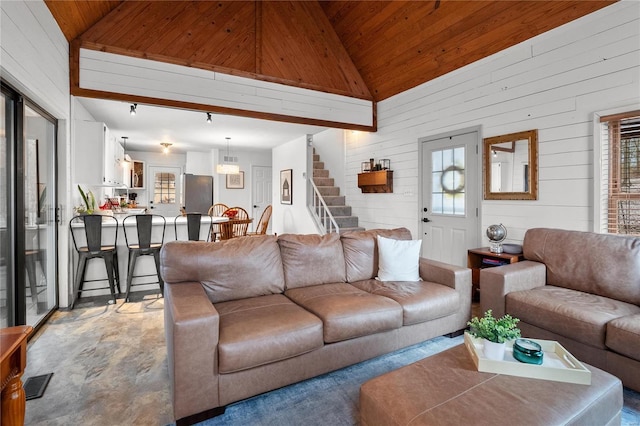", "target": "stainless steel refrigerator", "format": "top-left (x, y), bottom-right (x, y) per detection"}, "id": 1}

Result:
top-left (183, 174), bottom-right (213, 214)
